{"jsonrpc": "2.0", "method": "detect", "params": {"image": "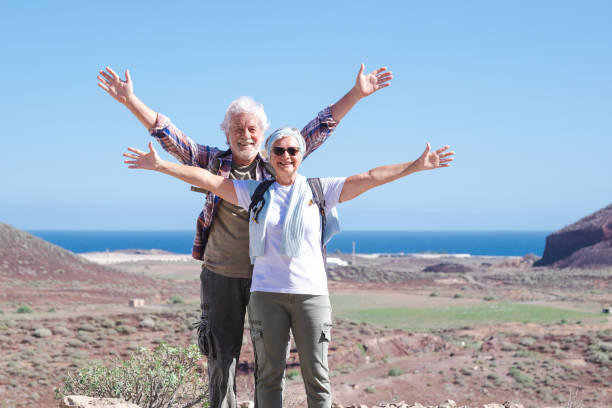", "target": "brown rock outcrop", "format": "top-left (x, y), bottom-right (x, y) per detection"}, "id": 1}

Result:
top-left (423, 263), bottom-right (473, 273)
top-left (553, 239), bottom-right (612, 268)
top-left (534, 203), bottom-right (612, 268)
